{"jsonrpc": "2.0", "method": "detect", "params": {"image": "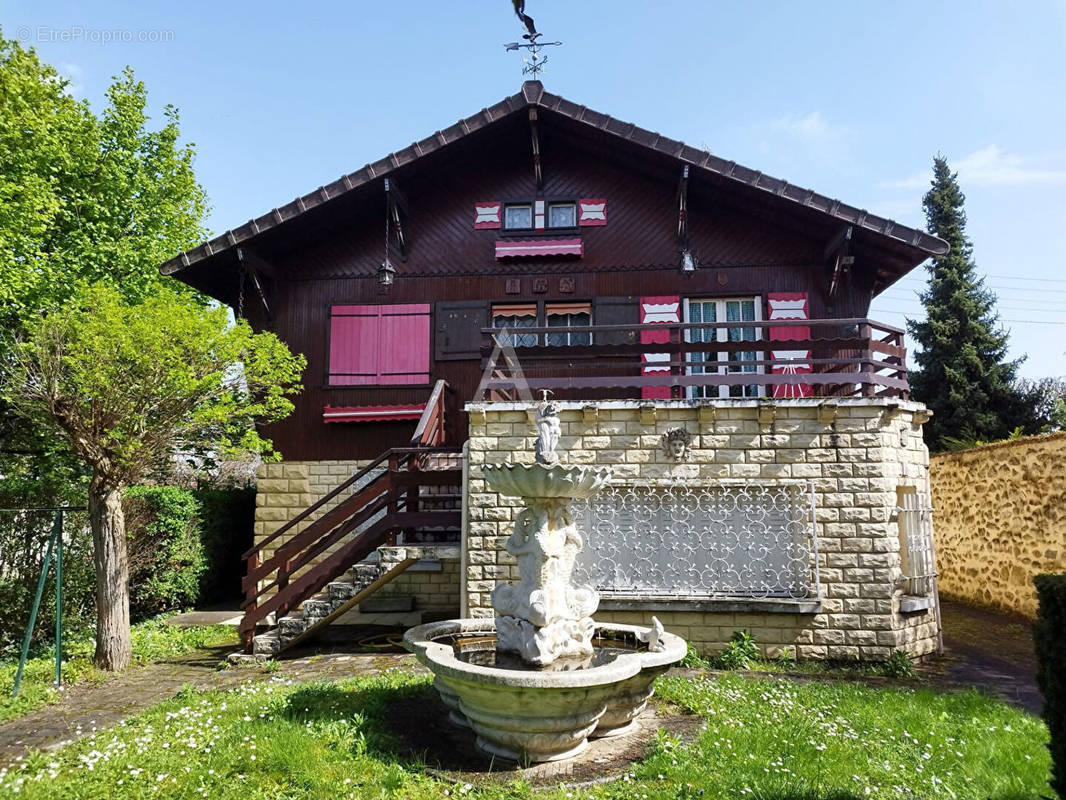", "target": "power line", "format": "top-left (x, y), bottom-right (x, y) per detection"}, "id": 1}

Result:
top-left (871, 309), bottom-right (1066, 325)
